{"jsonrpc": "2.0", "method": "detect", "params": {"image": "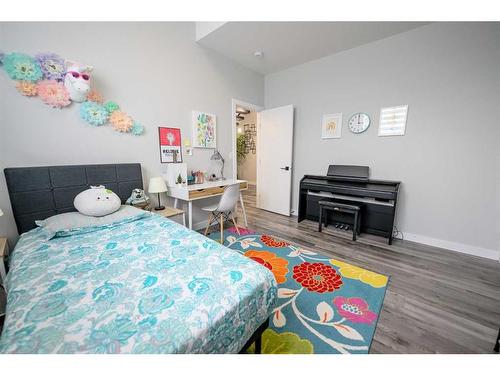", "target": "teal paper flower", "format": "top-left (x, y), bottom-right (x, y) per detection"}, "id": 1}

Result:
top-left (104, 101), bottom-right (119, 114)
top-left (3, 52), bottom-right (43, 82)
top-left (131, 122), bottom-right (145, 136)
top-left (80, 101), bottom-right (109, 126)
